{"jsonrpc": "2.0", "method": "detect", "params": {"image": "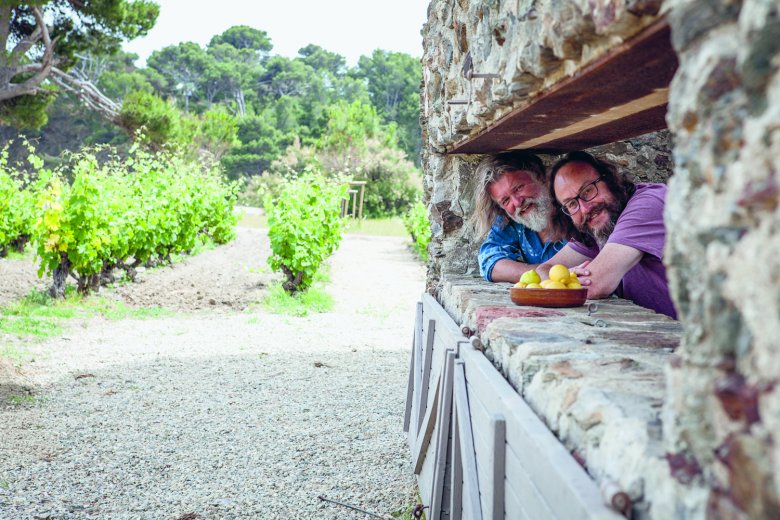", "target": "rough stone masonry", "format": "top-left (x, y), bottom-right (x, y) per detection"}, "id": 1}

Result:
top-left (421, 0), bottom-right (780, 517)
